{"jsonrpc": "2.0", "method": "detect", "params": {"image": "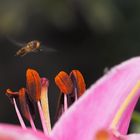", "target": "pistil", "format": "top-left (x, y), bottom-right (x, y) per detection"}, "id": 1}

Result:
top-left (41, 78), bottom-right (51, 133)
top-left (37, 101), bottom-right (48, 135)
